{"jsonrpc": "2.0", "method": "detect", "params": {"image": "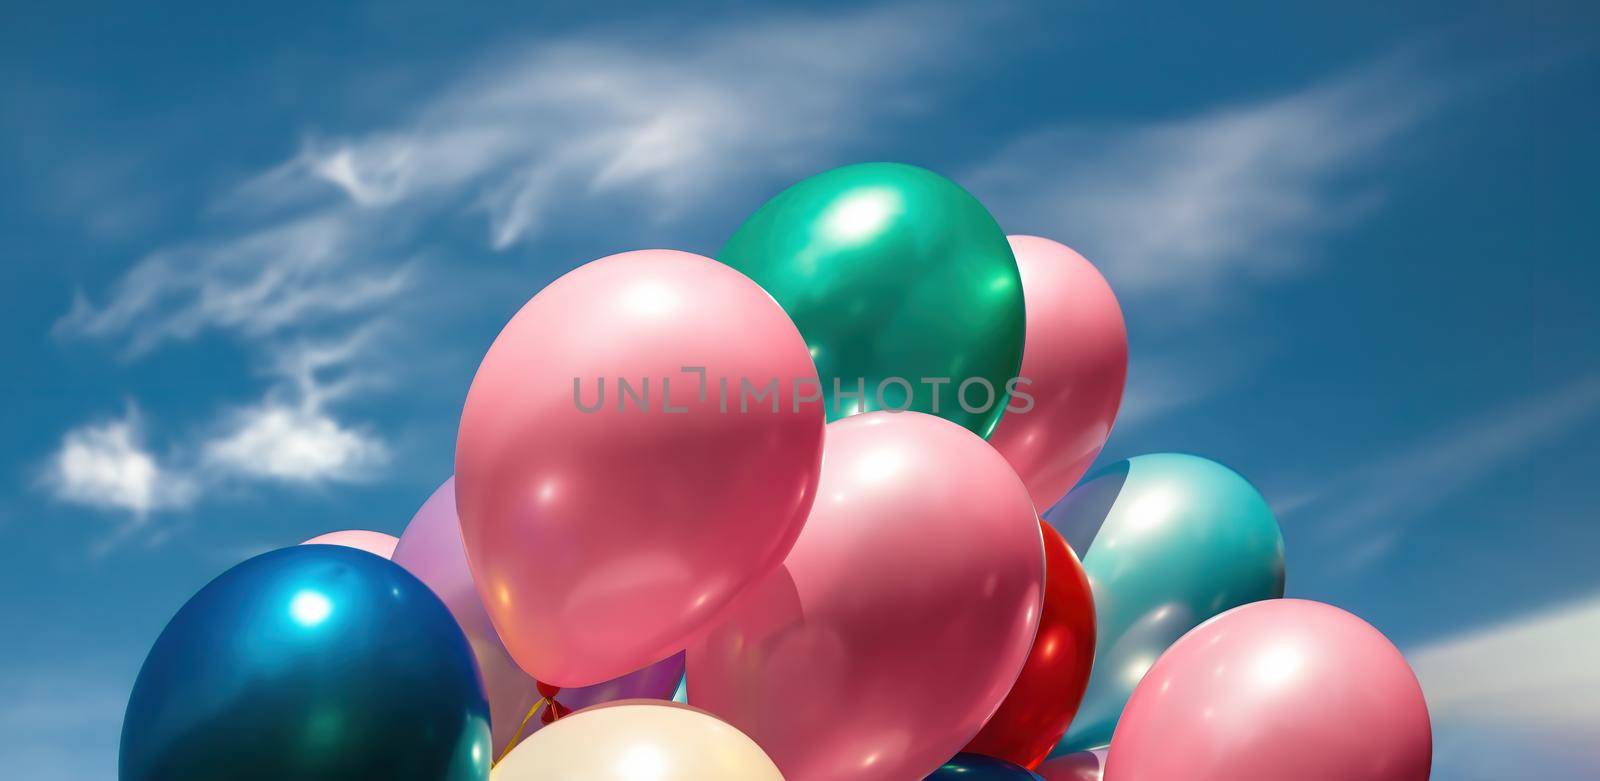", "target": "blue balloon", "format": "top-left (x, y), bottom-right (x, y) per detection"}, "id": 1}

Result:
top-left (1045, 453), bottom-right (1285, 756)
top-left (121, 545), bottom-right (491, 781)
top-left (925, 752), bottom-right (1043, 779)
